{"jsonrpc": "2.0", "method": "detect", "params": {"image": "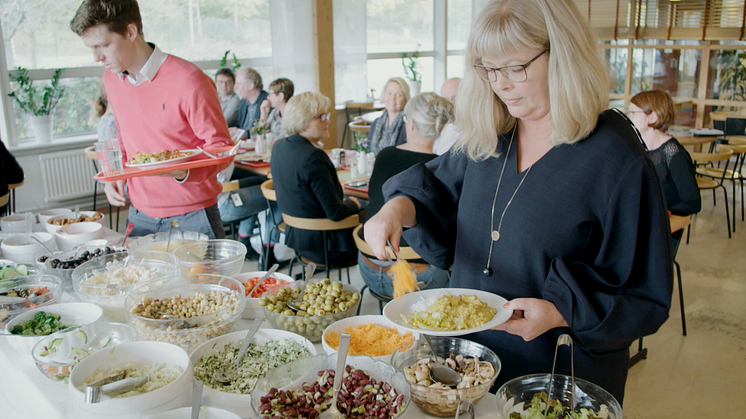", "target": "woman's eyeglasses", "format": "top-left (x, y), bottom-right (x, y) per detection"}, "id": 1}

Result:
top-left (473, 49), bottom-right (548, 83)
top-left (313, 112), bottom-right (331, 122)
